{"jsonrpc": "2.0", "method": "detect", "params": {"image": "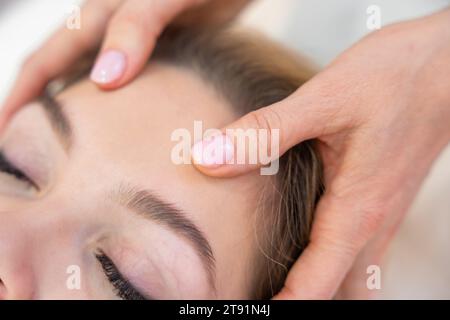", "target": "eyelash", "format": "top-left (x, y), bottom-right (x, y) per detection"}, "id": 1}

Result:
top-left (0, 149), bottom-right (147, 300)
top-left (0, 151), bottom-right (39, 190)
top-left (0, 151), bottom-right (149, 299)
top-left (95, 251), bottom-right (146, 300)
